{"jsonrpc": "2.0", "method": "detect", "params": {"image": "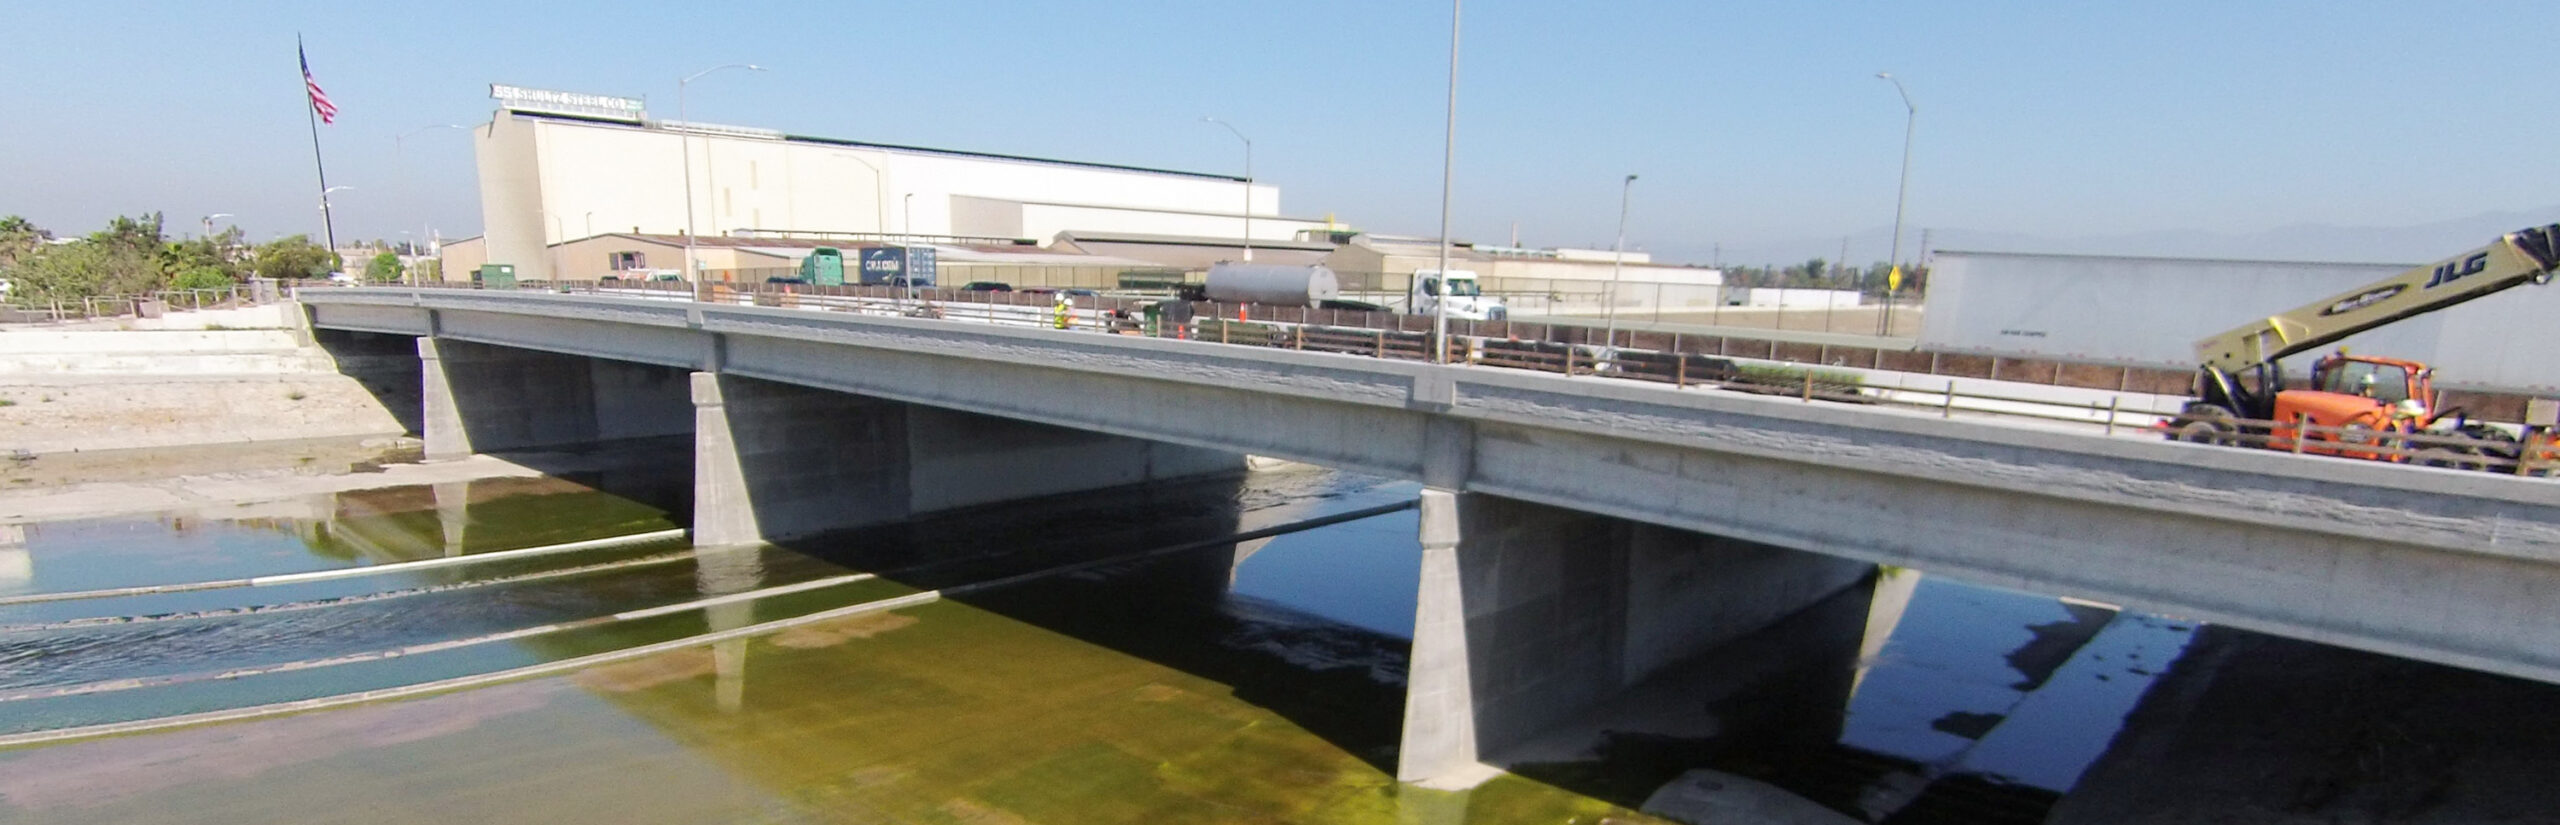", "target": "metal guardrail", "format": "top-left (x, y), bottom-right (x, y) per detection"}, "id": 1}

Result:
top-left (331, 280), bottom-right (2550, 477)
